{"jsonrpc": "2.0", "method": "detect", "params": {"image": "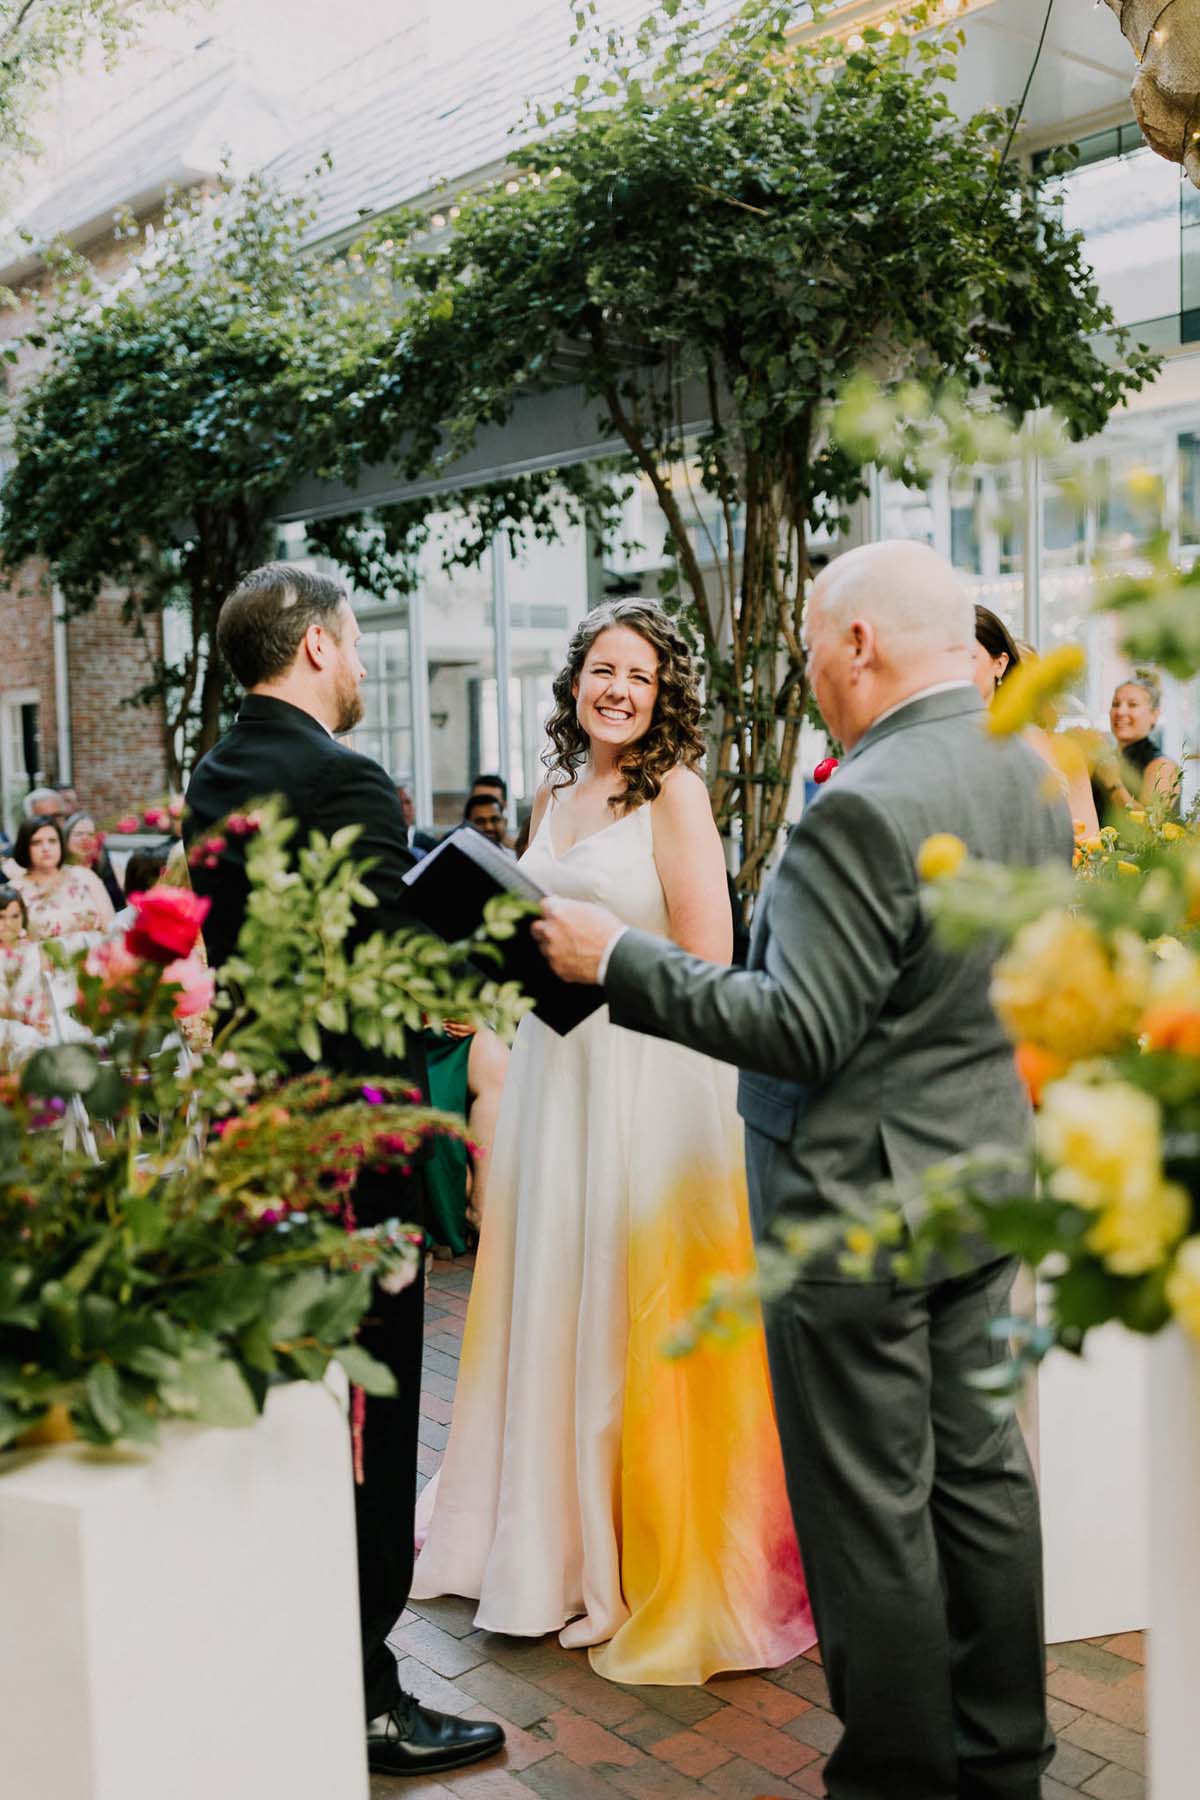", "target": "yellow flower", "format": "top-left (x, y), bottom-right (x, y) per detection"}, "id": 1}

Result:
top-left (987, 644), bottom-right (1086, 737)
top-left (993, 911), bottom-right (1151, 1062)
top-left (1040, 1079), bottom-right (1187, 1275)
top-left (1040, 1080), bottom-right (1160, 1212)
top-left (1167, 1239), bottom-right (1200, 1338)
top-left (1161, 821), bottom-right (1185, 842)
top-left (1086, 1179), bottom-right (1189, 1276)
top-left (1127, 808), bottom-right (1148, 825)
top-left (844, 1226), bottom-right (876, 1257)
top-left (1117, 860), bottom-right (1141, 877)
top-left (916, 833), bottom-right (968, 882)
